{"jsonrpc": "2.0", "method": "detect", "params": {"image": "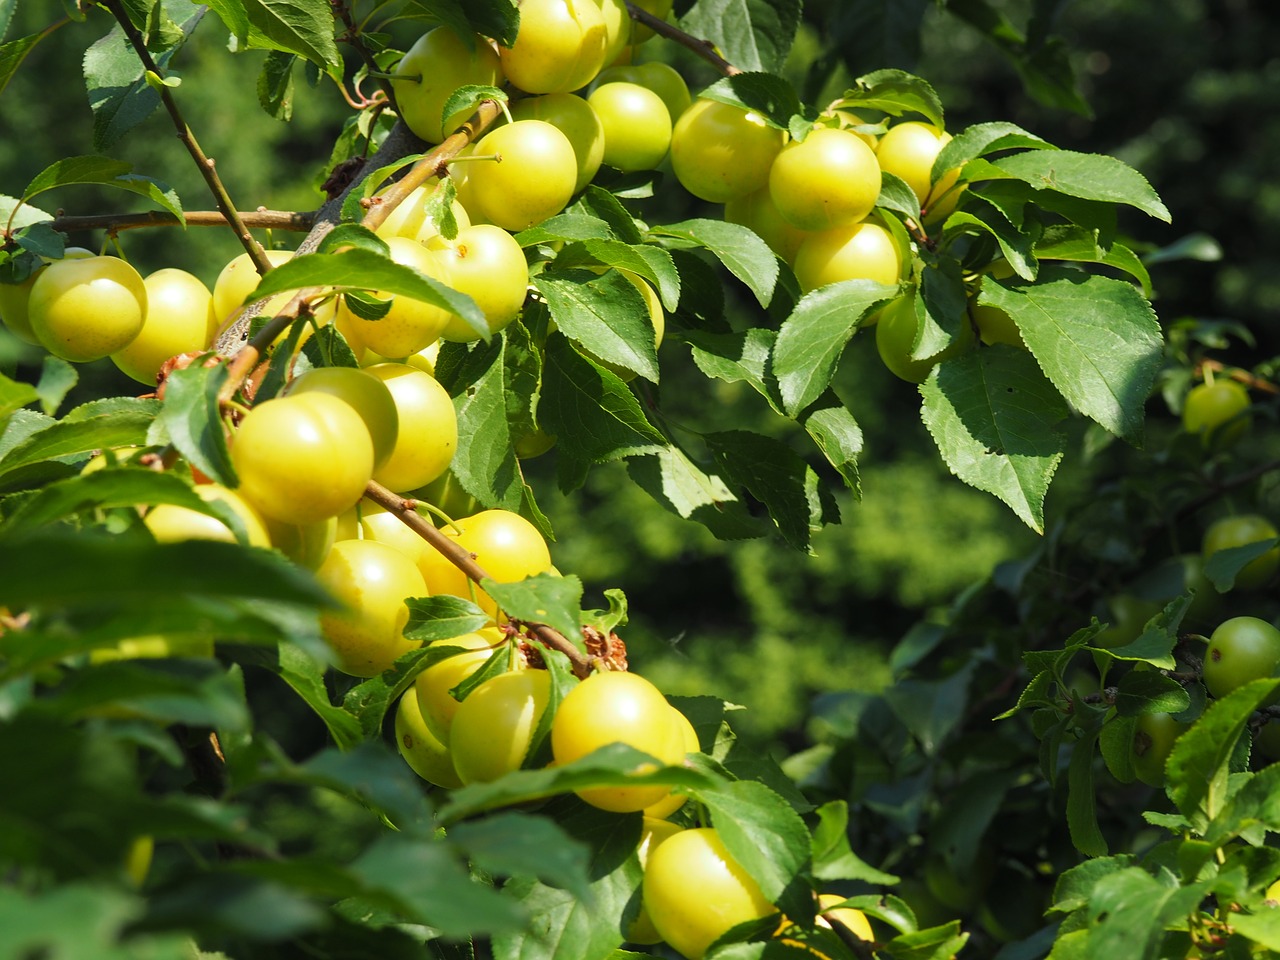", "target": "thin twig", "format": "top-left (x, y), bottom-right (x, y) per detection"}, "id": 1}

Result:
top-left (362, 481), bottom-right (596, 677)
top-left (100, 0), bottom-right (273, 275)
top-left (335, 0), bottom-right (399, 115)
top-left (624, 1), bottom-right (741, 76)
top-left (1196, 359), bottom-right (1280, 395)
top-left (50, 209), bottom-right (316, 234)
